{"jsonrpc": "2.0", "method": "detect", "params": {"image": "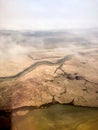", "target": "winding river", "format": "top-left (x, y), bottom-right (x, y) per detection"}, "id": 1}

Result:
top-left (1, 54), bottom-right (98, 130)
top-left (0, 54), bottom-right (73, 82)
